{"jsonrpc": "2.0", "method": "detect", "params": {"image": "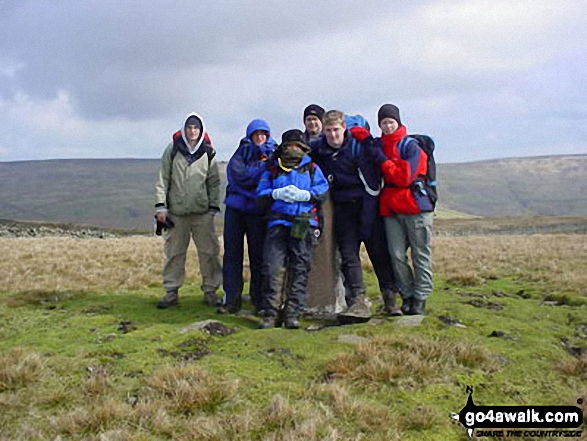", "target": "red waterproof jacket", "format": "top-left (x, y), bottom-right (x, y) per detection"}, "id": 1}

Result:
top-left (378, 126), bottom-right (432, 216)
